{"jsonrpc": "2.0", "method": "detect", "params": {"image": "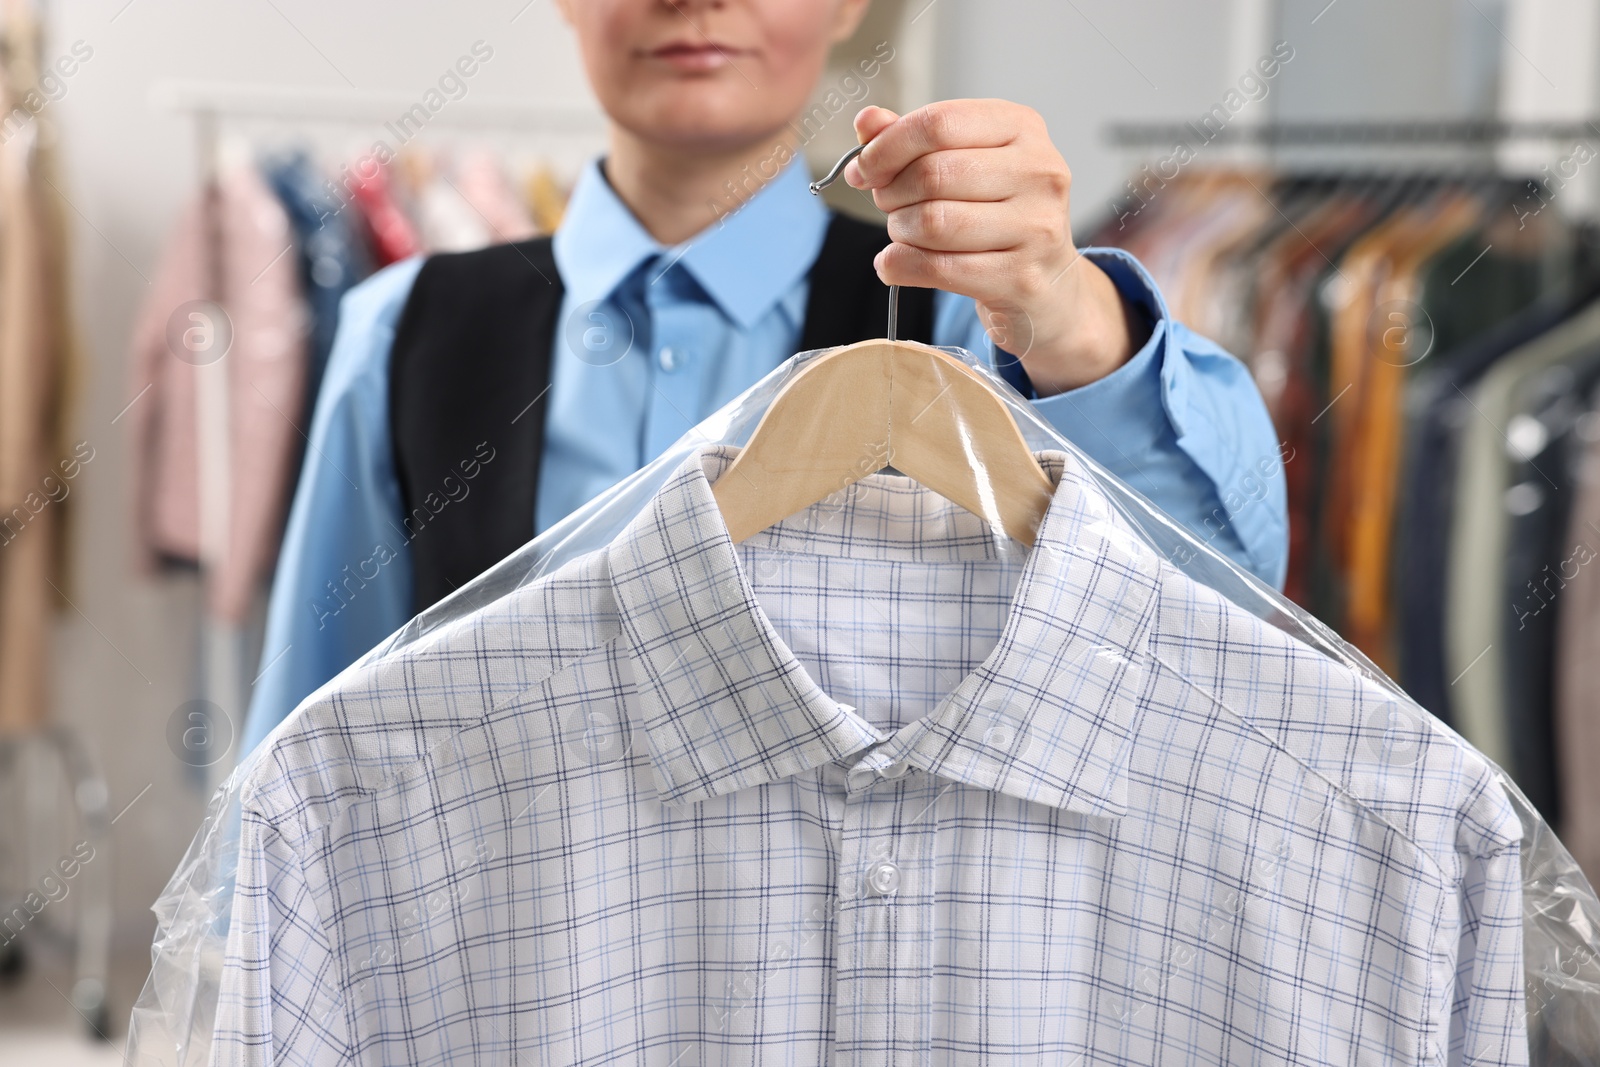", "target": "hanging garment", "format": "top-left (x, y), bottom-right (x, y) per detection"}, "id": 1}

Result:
top-left (1164, 178), bottom-right (1274, 344)
top-left (1316, 198), bottom-right (1428, 634)
top-left (211, 445), bottom-right (1525, 1066)
top-left (349, 159), bottom-right (422, 266)
top-left (0, 116), bottom-right (69, 734)
top-left (1250, 194), bottom-right (1384, 607)
top-left (1413, 219), bottom-right (1551, 364)
top-left (262, 152), bottom-right (374, 415)
top-left (1556, 406), bottom-right (1600, 882)
top-left (523, 164), bottom-right (567, 234)
top-left (123, 161), bottom-right (308, 622)
top-left (1341, 193), bottom-right (1481, 669)
top-left (1499, 367), bottom-right (1600, 825)
top-left (1395, 295), bottom-right (1579, 724)
top-left (1446, 299), bottom-right (1600, 771)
